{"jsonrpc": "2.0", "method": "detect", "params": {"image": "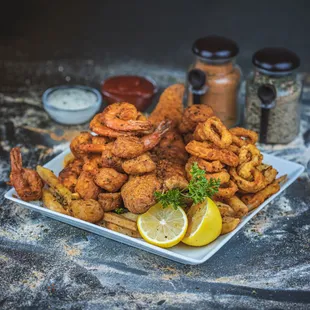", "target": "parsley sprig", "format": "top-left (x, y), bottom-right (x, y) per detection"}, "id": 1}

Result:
top-left (155, 162), bottom-right (221, 209)
top-left (154, 189), bottom-right (185, 209)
